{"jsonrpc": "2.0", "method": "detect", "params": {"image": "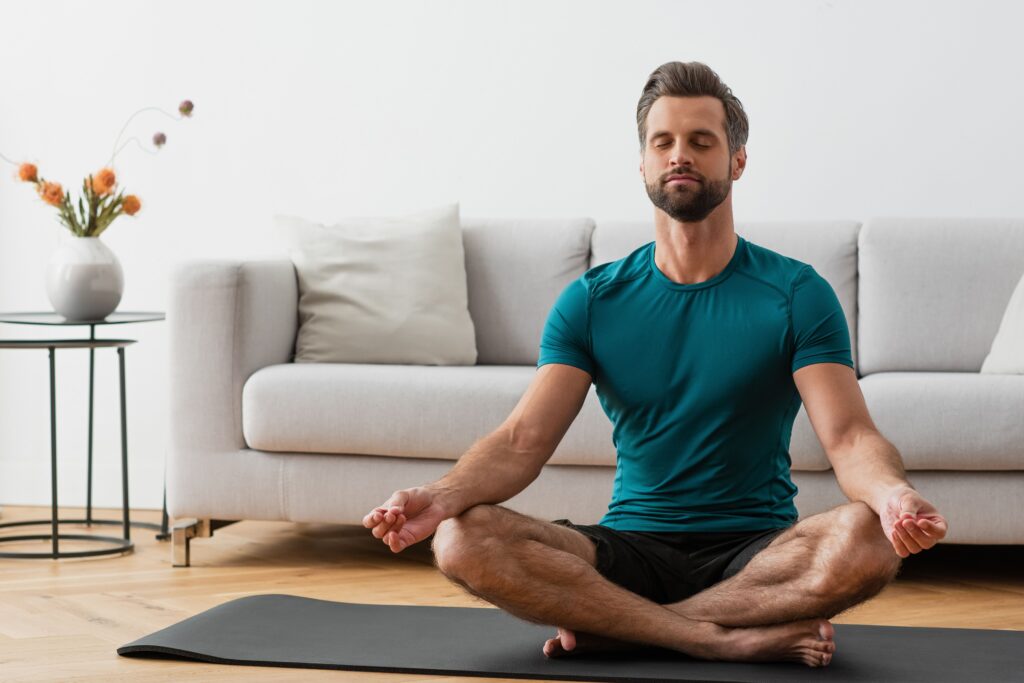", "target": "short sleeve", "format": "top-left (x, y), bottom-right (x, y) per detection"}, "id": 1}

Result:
top-left (790, 266), bottom-right (854, 373)
top-left (537, 277), bottom-right (595, 378)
